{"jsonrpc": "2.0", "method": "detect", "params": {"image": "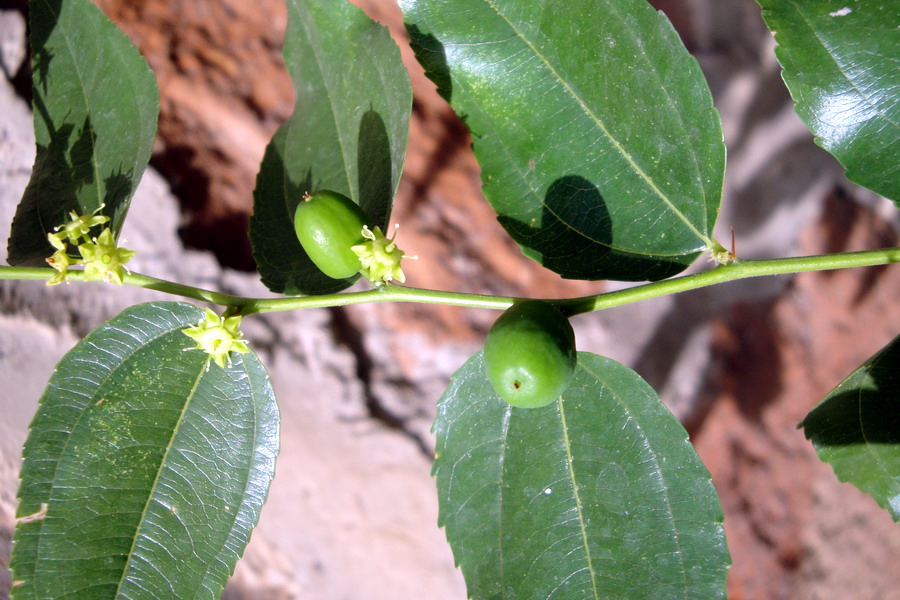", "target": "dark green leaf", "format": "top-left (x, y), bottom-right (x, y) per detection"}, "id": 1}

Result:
top-left (7, 0), bottom-right (159, 266)
top-left (250, 0), bottom-right (412, 295)
top-left (801, 335), bottom-right (900, 521)
top-left (401, 0), bottom-right (725, 281)
top-left (11, 302), bottom-right (279, 600)
top-left (757, 0), bottom-right (900, 204)
top-left (434, 351), bottom-right (729, 599)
